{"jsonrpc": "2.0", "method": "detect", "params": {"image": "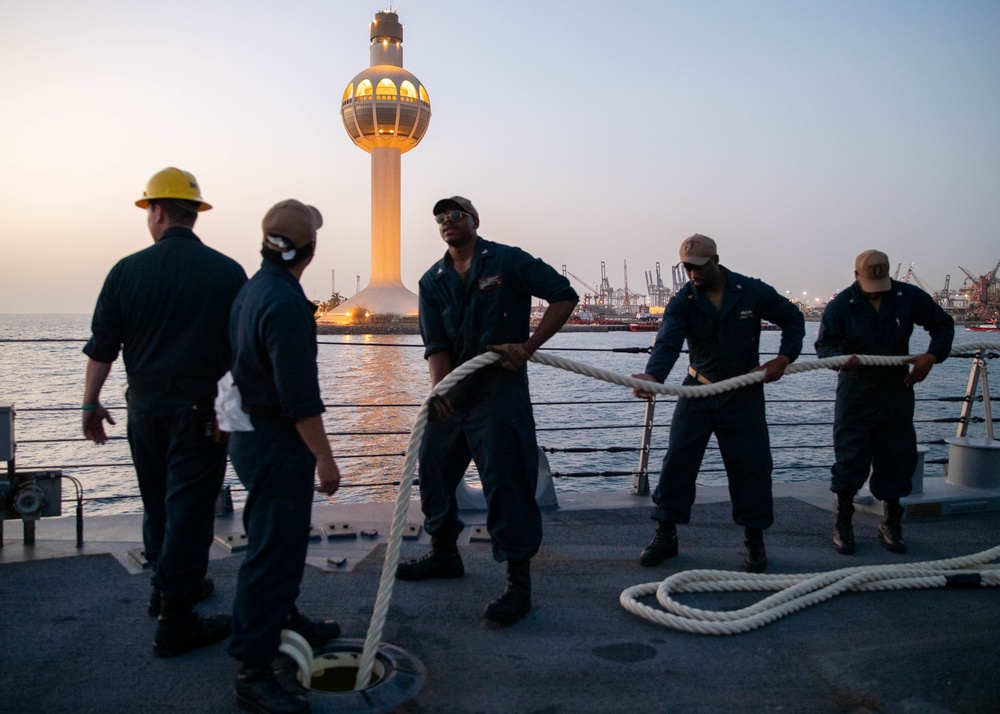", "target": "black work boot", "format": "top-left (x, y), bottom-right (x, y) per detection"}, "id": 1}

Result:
top-left (396, 537), bottom-right (464, 581)
top-left (235, 661), bottom-right (310, 714)
top-left (148, 577), bottom-right (215, 617)
top-left (743, 527), bottom-right (767, 573)
top-left (285, 605), bottom-right (340, 650)
top-left (639, 521), bottom-right (678, 567)
top-left (832, 491), bottom-right (856, 555)
top-left (878, 500), bottom-right (907, 553)
top-left (153, 597), bottom-right (232, 658)
top-left (483, 558), bottom-right (532, 625)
